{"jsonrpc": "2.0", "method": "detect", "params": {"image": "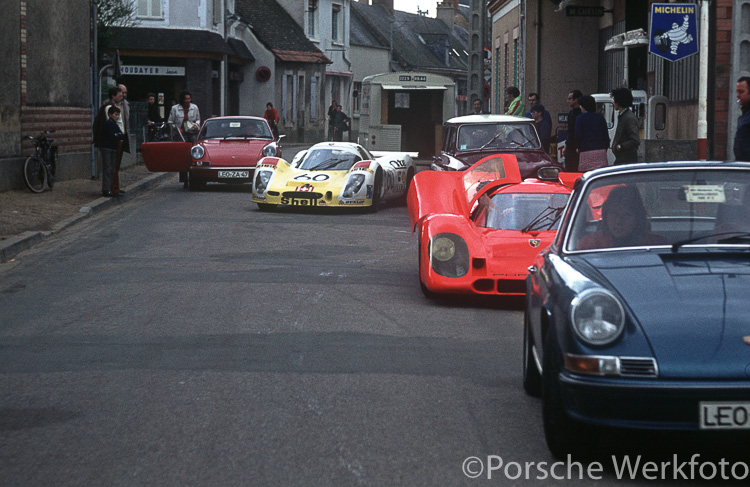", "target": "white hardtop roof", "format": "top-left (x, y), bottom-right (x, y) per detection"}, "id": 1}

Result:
top-left (446, 114), bottom-right (534, 124)
top-left (308, 141), bottom-right (363, 153)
